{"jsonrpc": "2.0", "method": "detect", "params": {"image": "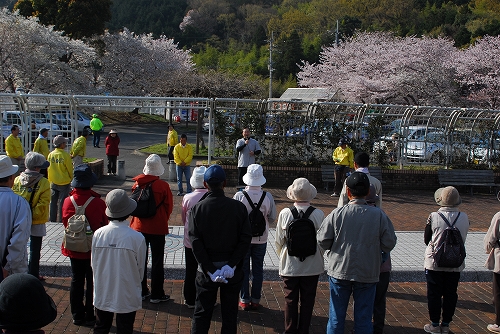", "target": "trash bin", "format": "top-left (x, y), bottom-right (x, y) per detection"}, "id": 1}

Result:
top-left (117, 160), bottom-right (126, 180)
top-left (168, 161), bottom-right (176, 182)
